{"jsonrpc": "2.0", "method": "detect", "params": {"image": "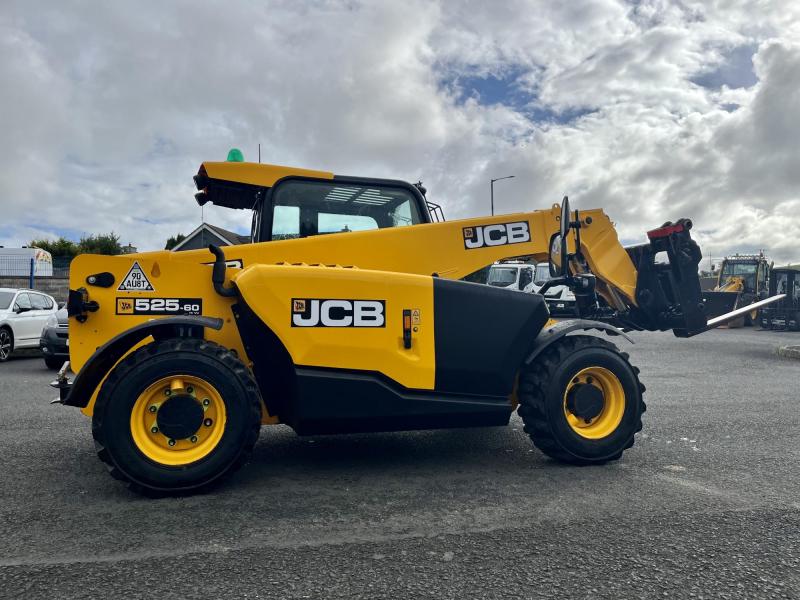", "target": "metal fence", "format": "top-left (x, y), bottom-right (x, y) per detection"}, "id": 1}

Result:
top-left (52, 257), bottom-right (72, 278)
top-left (0, 255), bottom-right (72, 279)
